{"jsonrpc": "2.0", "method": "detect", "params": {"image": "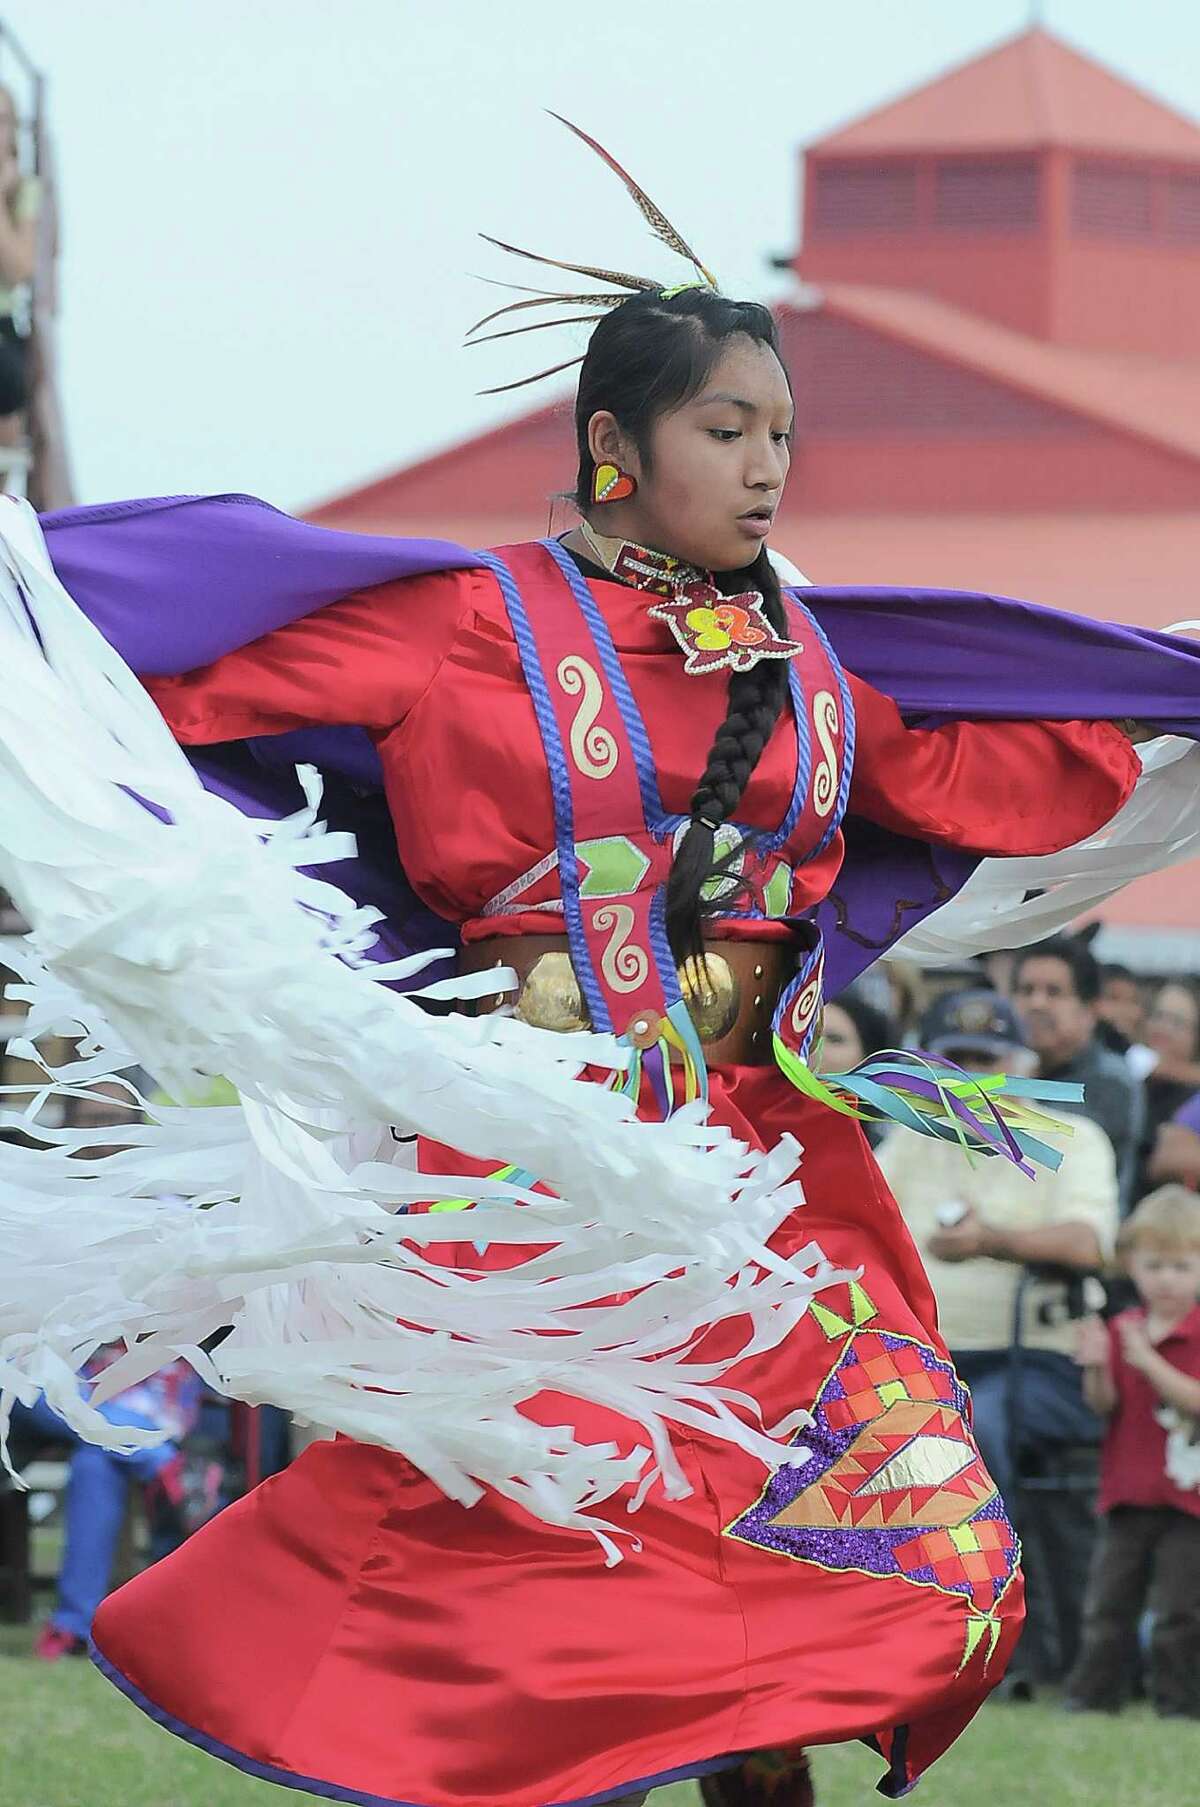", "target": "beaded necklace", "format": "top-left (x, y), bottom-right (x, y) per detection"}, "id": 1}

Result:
top-left (577, 519), bottom-right (804, 678)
